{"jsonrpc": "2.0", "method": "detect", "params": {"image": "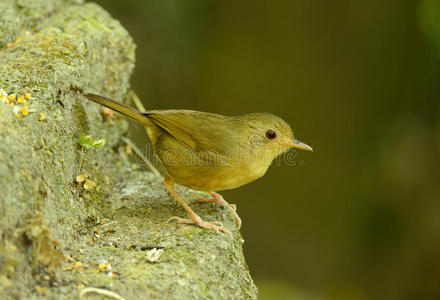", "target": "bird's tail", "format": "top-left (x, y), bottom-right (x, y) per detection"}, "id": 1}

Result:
top-left (83, 93), bottom-right (151, 126)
